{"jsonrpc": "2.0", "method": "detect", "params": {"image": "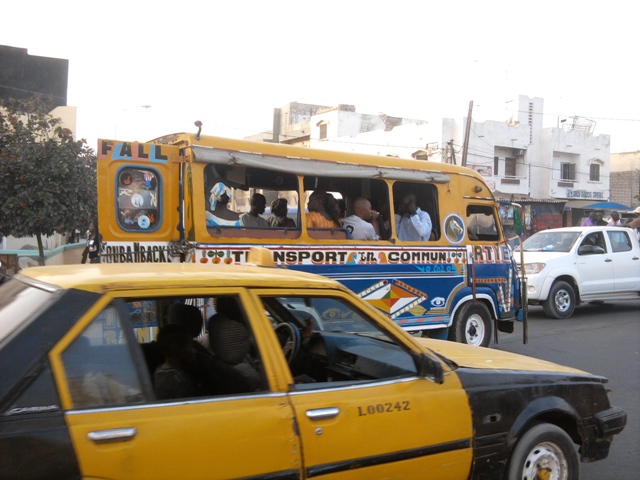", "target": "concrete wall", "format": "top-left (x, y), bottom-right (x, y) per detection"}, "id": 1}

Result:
top-left (609, 151), bottom-right (640, 210)
top-left (0, 243), bottom-right (85, 274)
top-left (2, 231), bottom-right (69, 250)
top-left (610, 171), bottom-right (640, 210)
top-left (610, 151), bottom-right (640, 172)
top-left (51, 106), bottom-right (77, 138)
